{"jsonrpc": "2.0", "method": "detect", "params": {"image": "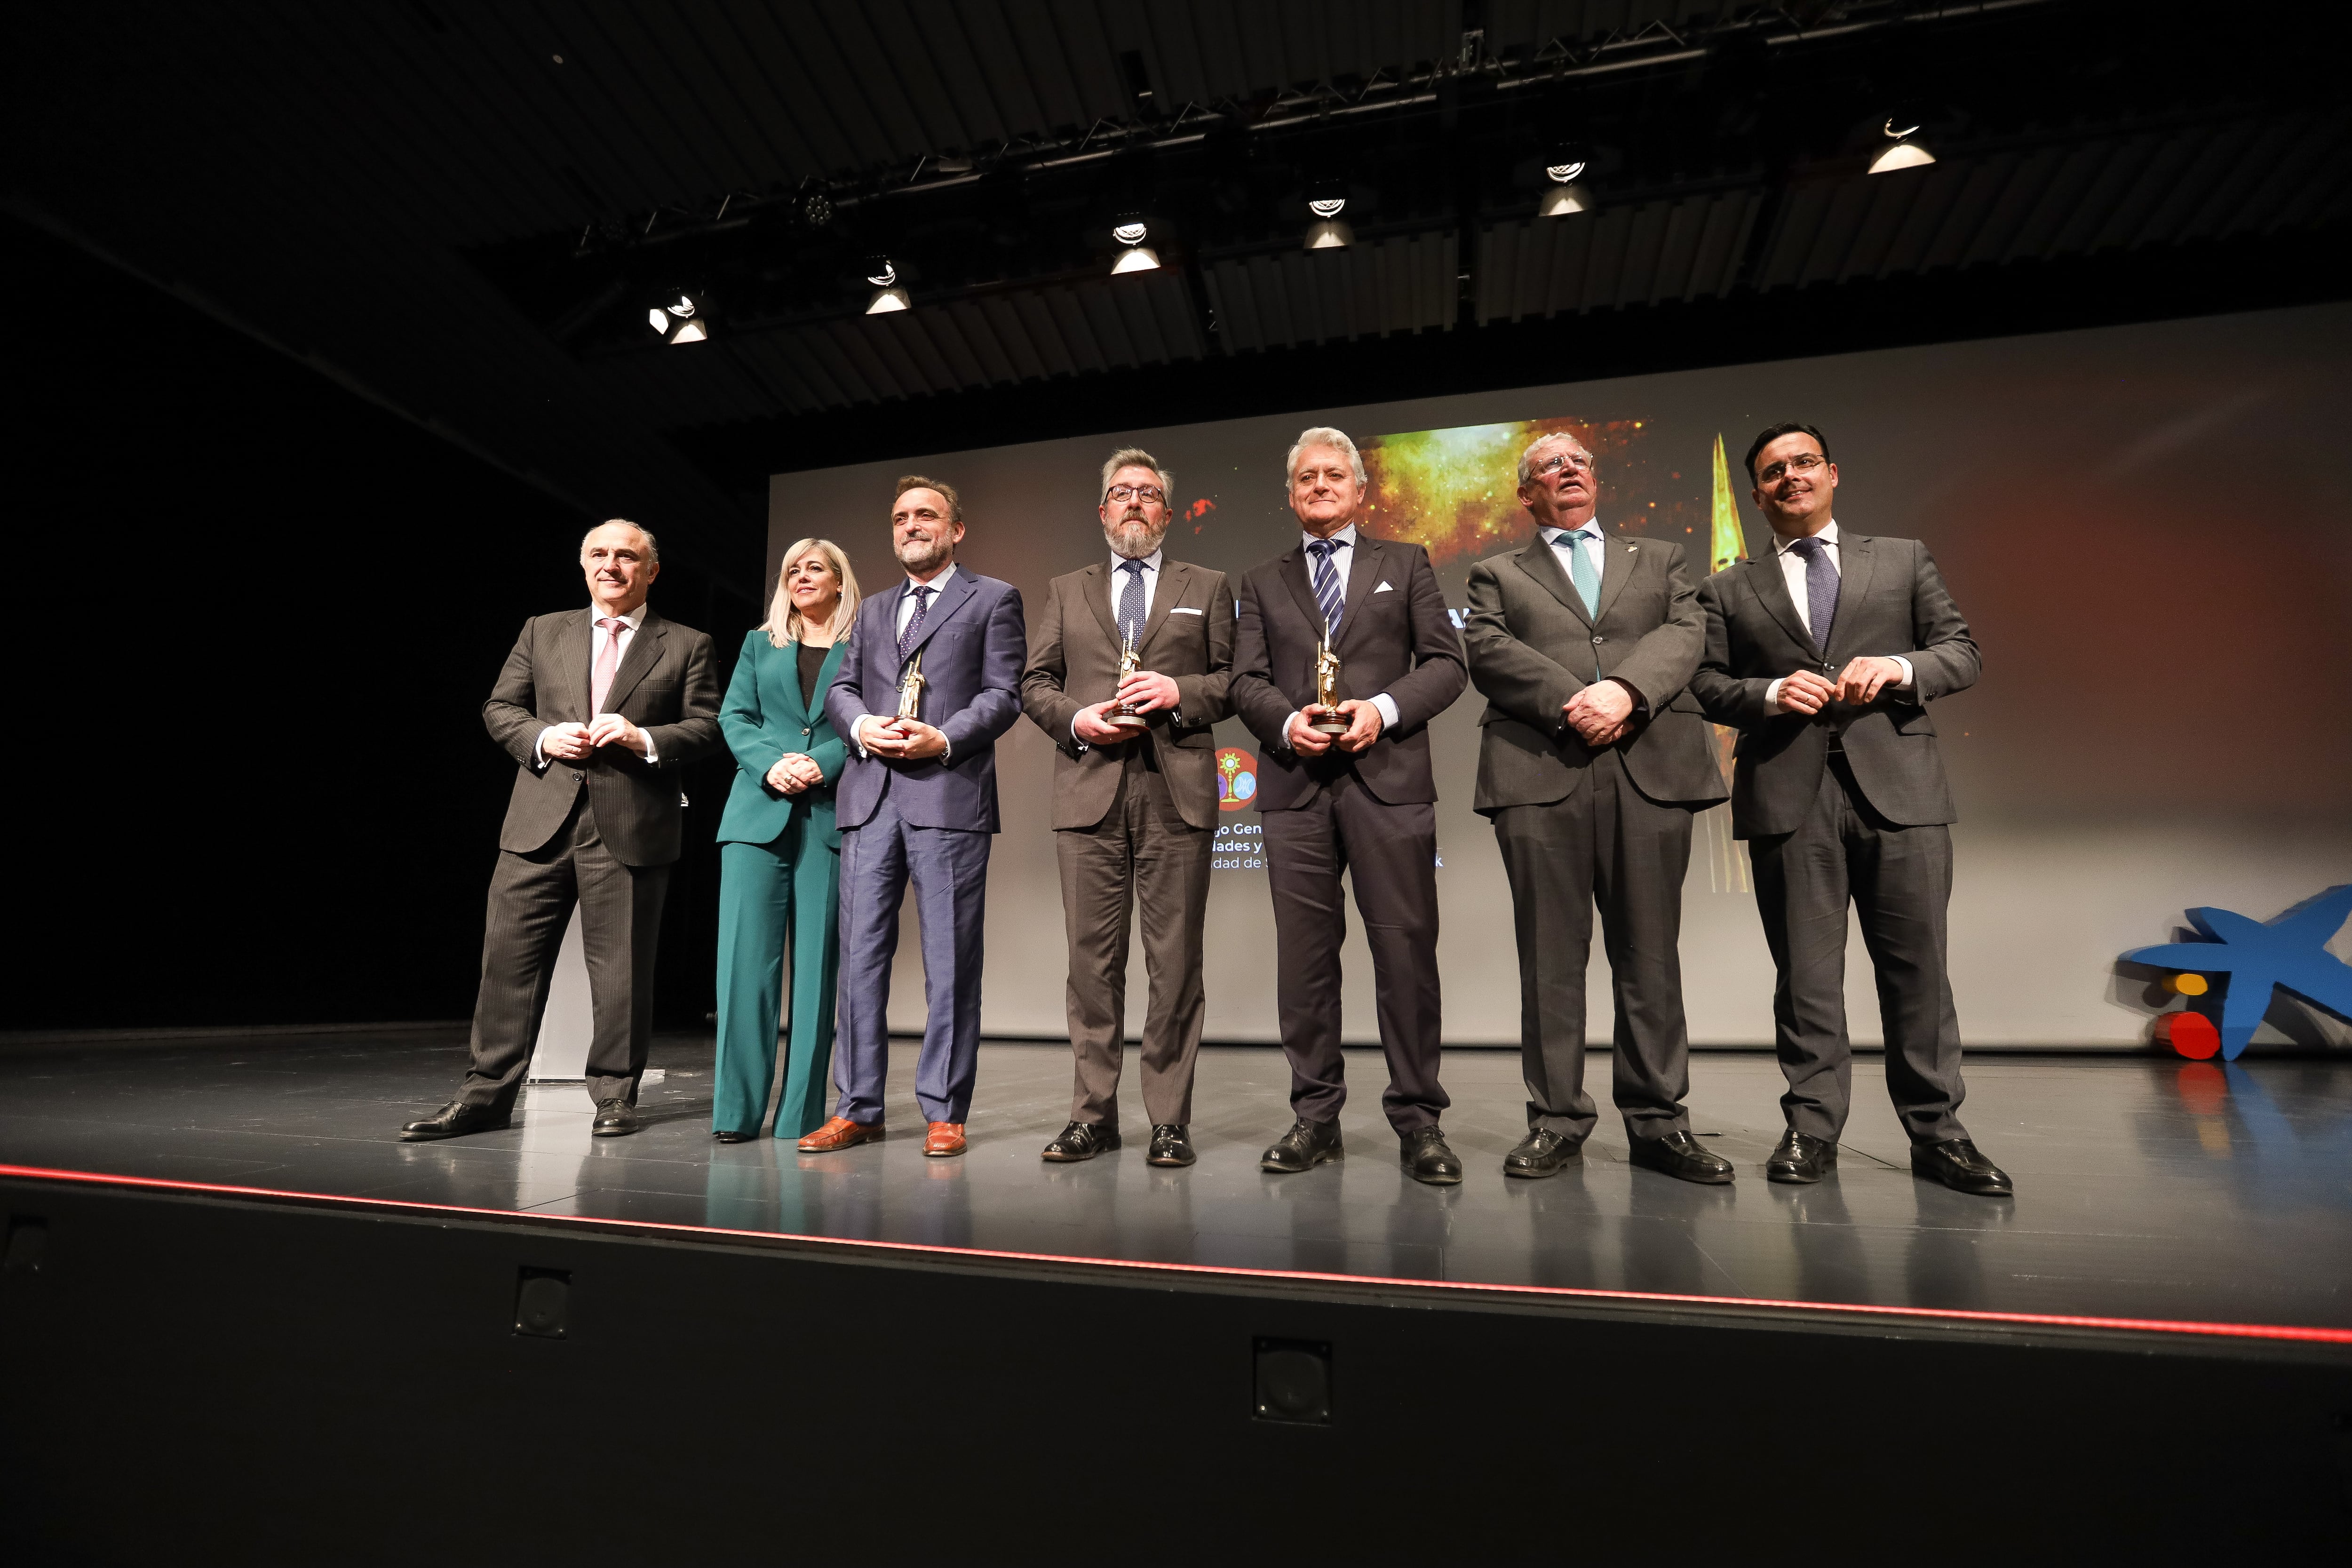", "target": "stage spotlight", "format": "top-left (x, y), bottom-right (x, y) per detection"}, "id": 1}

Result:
top-left (1868, 118), bottom-right (1937, 174)
top-left (1538, 159), bottom-right (1590, 218)
top-left (1304, 197), bottom-right (1353, 250)
top-left (1111, 219), bottom-right (1161, 274)
top-left (865, 259), bottom-right (911, 313)
top-left (648, 293), bottom-right (709, 344)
